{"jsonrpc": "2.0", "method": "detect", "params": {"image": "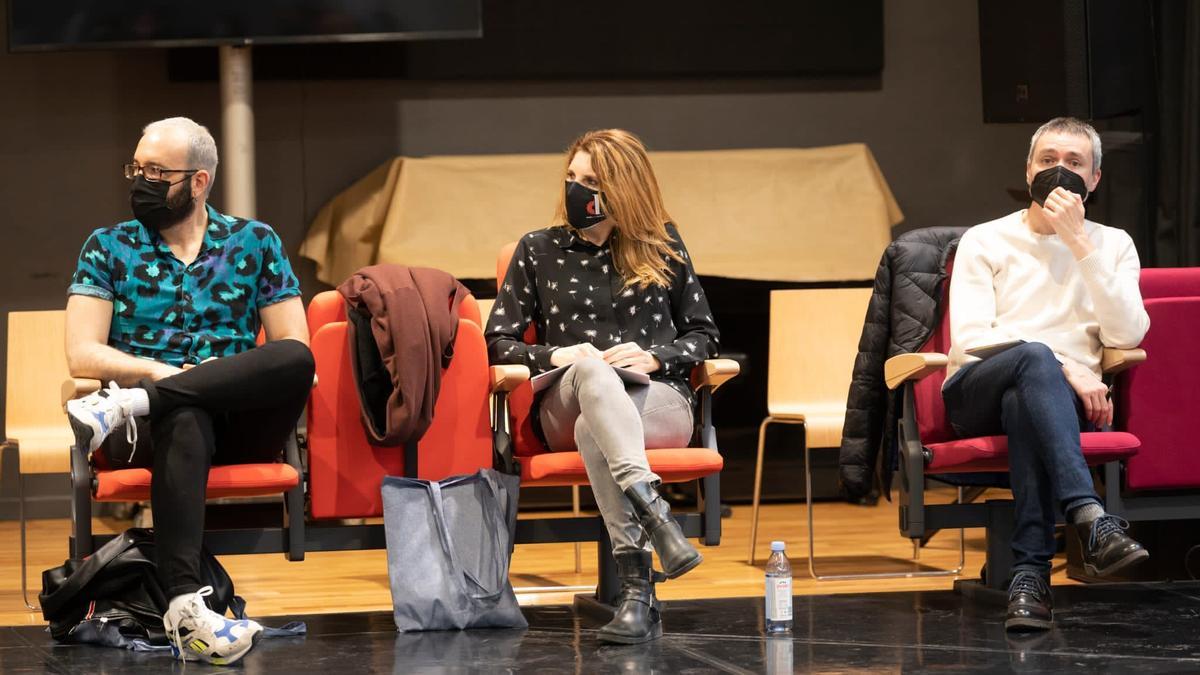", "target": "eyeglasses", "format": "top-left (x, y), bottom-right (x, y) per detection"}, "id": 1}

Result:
top-left (123, 163), bottom-right (199, 183)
